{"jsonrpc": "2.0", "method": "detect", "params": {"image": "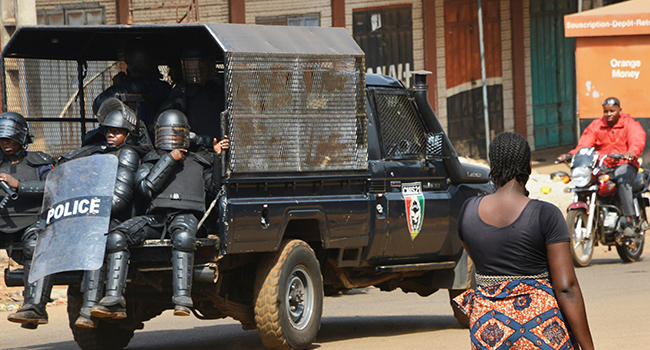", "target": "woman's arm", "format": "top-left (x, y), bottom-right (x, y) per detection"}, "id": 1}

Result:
top-left (547, 242), bottom-right (594, 350)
